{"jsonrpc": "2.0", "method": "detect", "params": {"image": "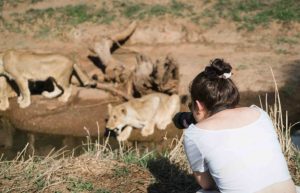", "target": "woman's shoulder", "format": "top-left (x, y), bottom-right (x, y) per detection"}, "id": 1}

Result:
top-left (232, 105), bottom-right (262, 116)
top-left (195, 105), bottom-right (264, 131)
